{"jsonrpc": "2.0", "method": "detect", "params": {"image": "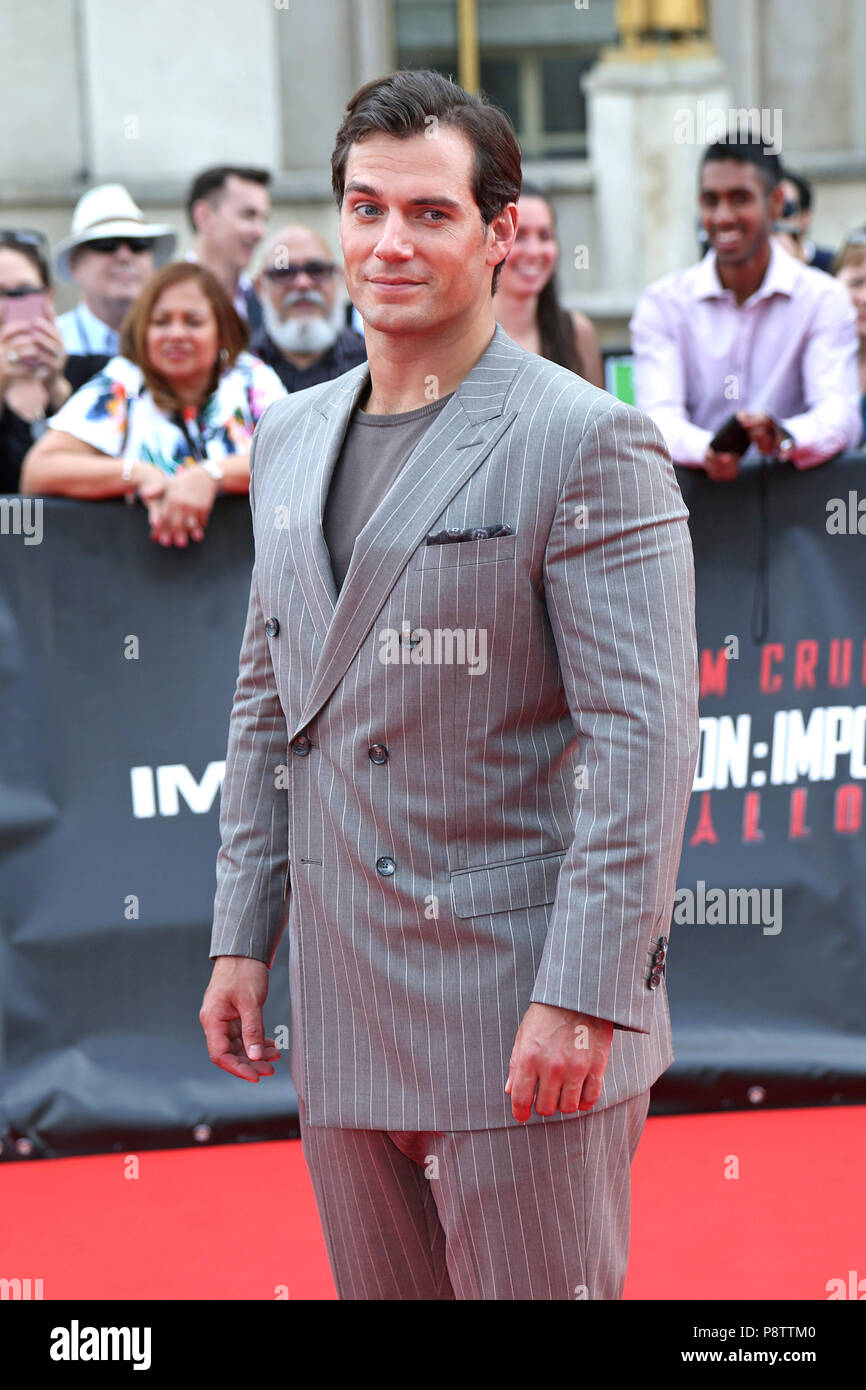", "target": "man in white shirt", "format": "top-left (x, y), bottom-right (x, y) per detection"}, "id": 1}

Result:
top-left (630, 135), bottom-right (861, 480)
top-left (54, 185), bottom-right (176, 356)
top-left (186, 166), bottom-right (271, 338)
